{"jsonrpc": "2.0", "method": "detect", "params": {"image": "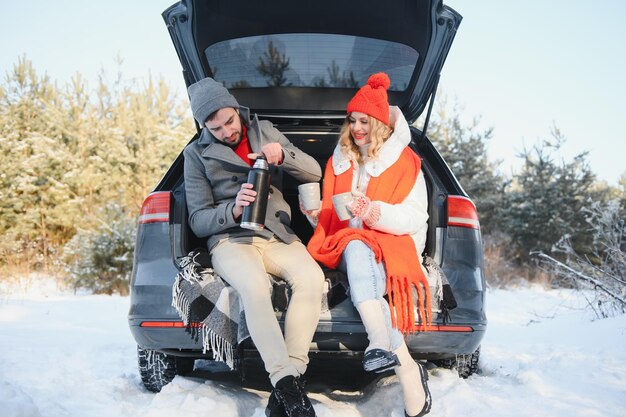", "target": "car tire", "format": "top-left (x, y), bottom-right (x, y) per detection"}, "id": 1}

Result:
top-left (432, 346), bottom-right (480, 378)
top-left (455, 346), bottom-right (480, 378)
top-left (137, 345), bottom-right (195, 392)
